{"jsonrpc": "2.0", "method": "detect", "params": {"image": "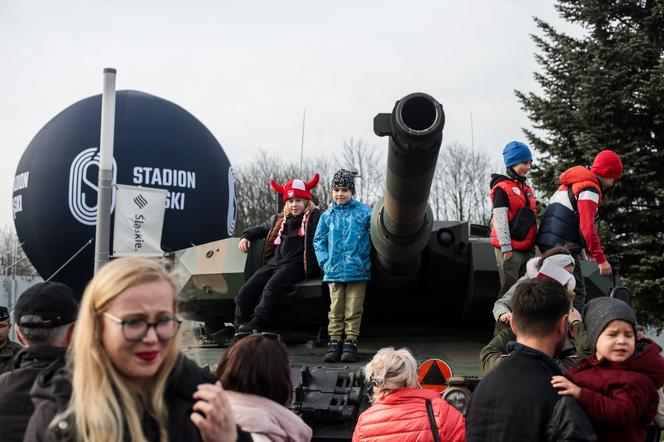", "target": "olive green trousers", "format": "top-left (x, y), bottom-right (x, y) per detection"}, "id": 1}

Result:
top-left (328, 281), bottom-right (367, 343)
